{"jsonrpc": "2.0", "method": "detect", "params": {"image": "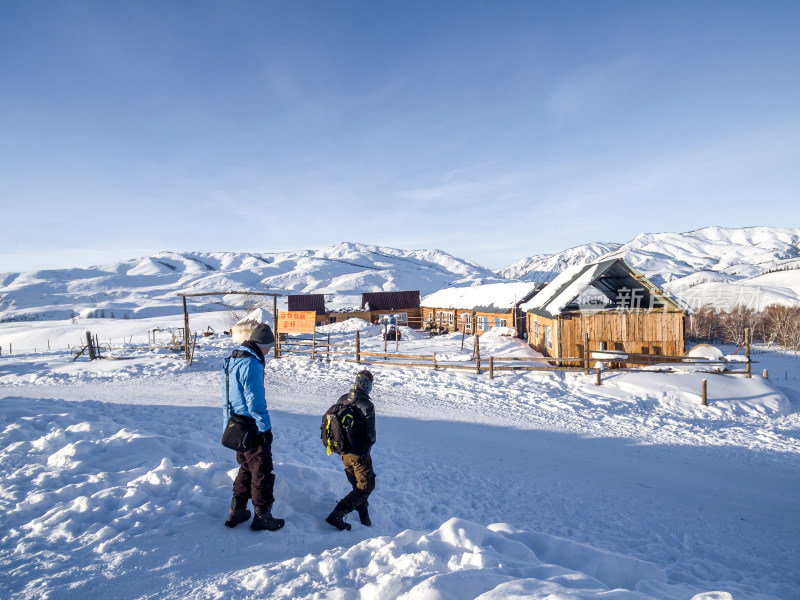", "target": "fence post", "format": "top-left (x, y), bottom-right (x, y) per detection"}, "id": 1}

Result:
top-left (433, 352), bottom-right (438, 370)
top-left (489, 356), bottom-right (494, 379)
top-left (188, 333), bottom-right (197, 366)
top-left (701, 379), bottom-right (708, 405)
top-left (312, 329), bottom-right (316, 361)
top-left (584, 332), bottom-right (590, 375)
top-left (763, 369), bottom-right (768, 379)
top-left (475, 335), bottom-right (481, 374)
top-left (183, 296), bottom-right (190, 361)
top-left (355, 330), bottom-right (361, 363)
top-left (274, 315), bottom-right (281, 358)
top-left (745, 327), bottom-right (752, 378)
top-left (327, 334), bottom-right (331, 362)
top-left (595, 367), bottom-right (601, 385)
top-left (86, 331), bottom-right (96, 361)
